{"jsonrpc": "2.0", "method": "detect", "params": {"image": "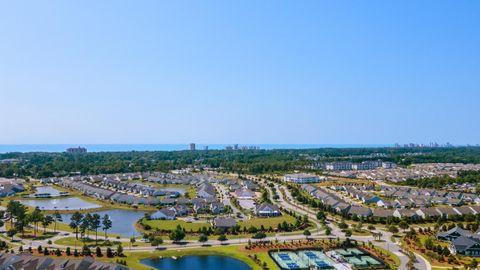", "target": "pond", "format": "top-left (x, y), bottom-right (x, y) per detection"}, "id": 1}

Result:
top-left (19, 197), bottom-right (101, 210)
top-left (32, 186), bottom-right (63, 197)
top-left (61, 209), bottom-right (146, 237)
top-left (141, 255), bottom-right (252, 270)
